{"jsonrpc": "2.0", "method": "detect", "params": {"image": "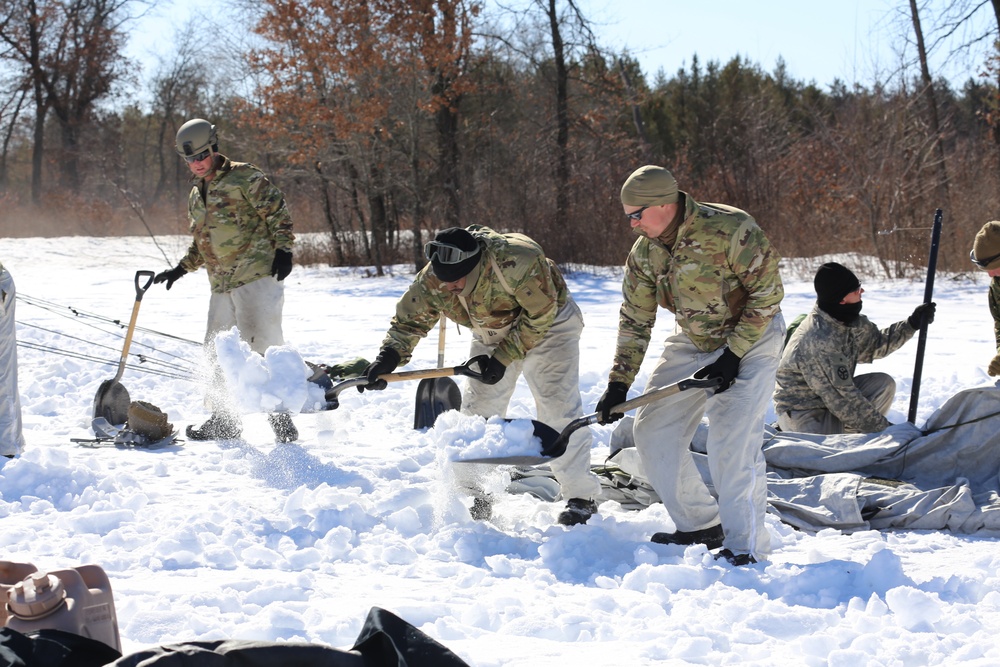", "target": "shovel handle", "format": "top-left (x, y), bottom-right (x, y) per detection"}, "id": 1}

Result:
top-left (135, 270), bottom-right (154, 301)
top-left (324, 357), bottom-right (484, 406)
top-left (538, 376), bottom-right (725, 458)
top-left (610, 376), bottom-right (723, 415)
